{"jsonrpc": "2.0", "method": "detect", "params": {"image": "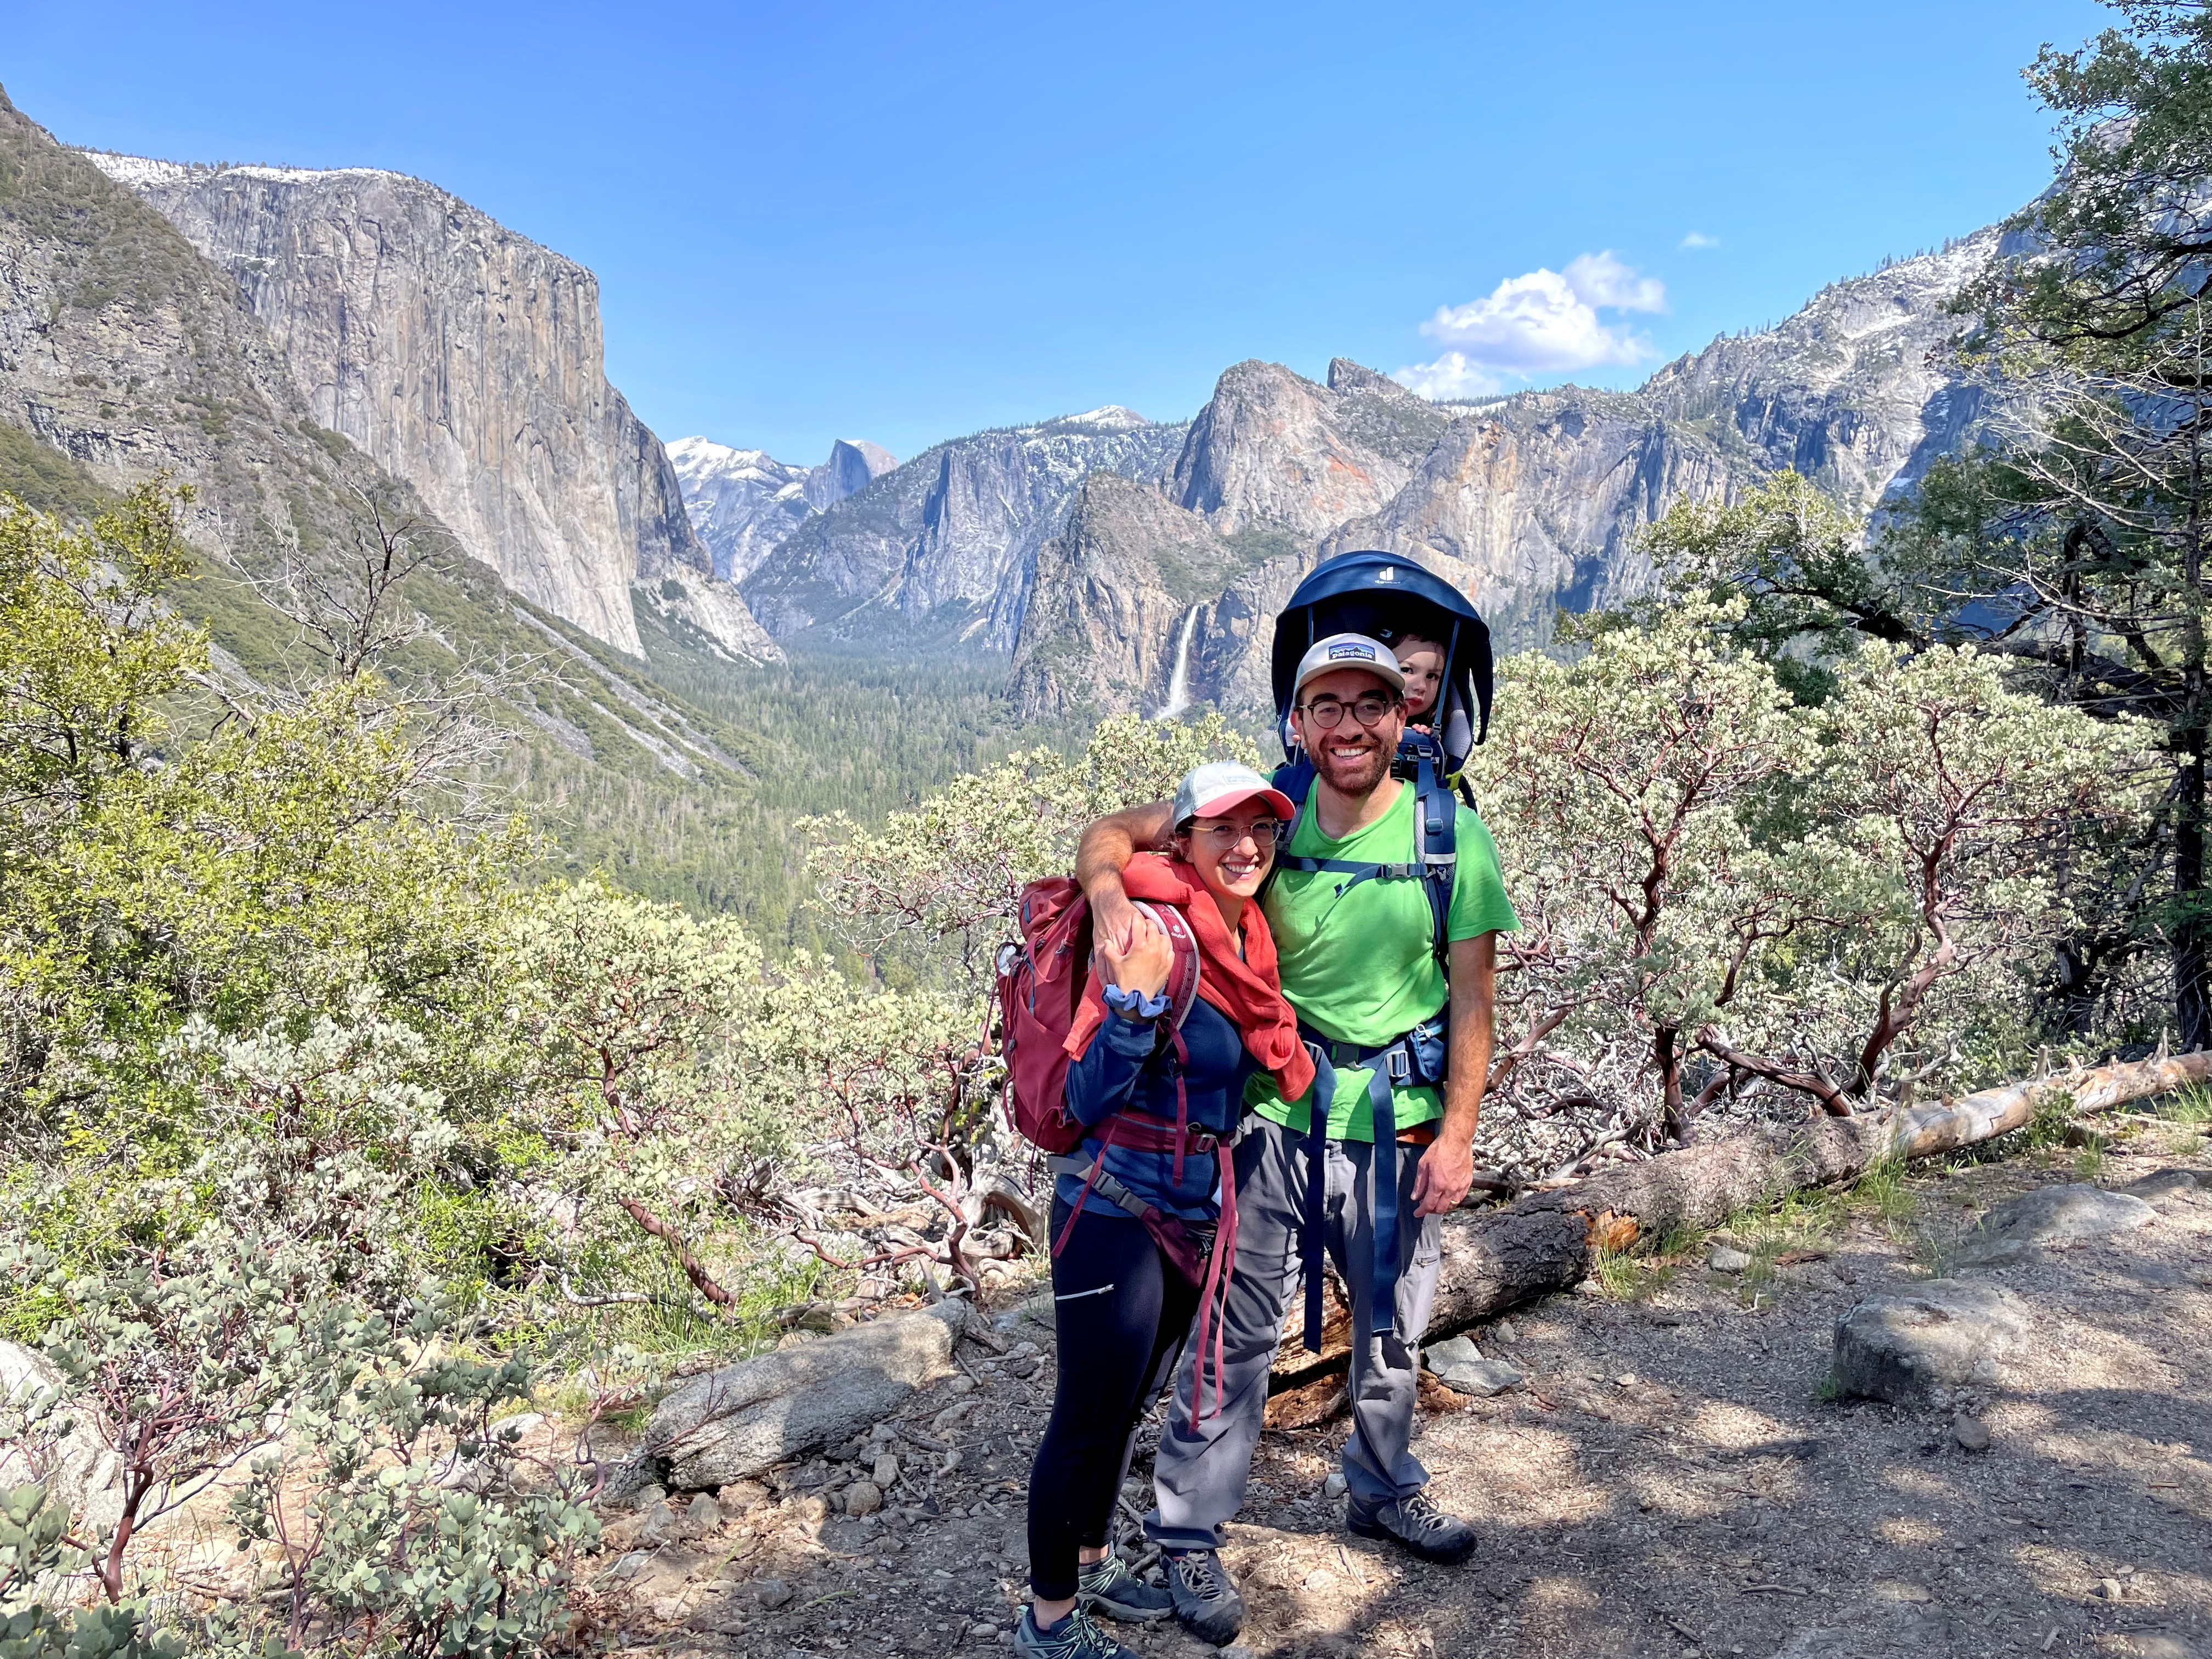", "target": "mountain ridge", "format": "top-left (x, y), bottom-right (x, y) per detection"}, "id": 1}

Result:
top-left (667, 434), bottom-right (897, 585)
top-left (1001, 229), bottom-right (2001, 718)
top-left (737, 408), bottom-right (1189, 650)
top-left (80, 148), bottom-right (778, 663)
